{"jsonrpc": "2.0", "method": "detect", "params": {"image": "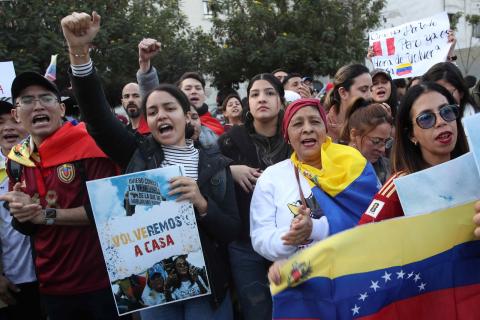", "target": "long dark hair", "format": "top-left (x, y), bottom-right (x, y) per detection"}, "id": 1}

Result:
top-left (393, 82), bottom-right (468, 173)
top-left (141, 84), bottom-right (194, 138)
top-left (324, 64), bottom-right (370, 113)
top-left (423, 62), bottom-right (480, 114)
top-left (371, 71), bottom-right (398, 118)
top-left (340, 98), bottom-right (393, 144)
top-left (245, 73), bottom-right (286, 125)
top-left (221, 93), bottom-right (244, 124)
